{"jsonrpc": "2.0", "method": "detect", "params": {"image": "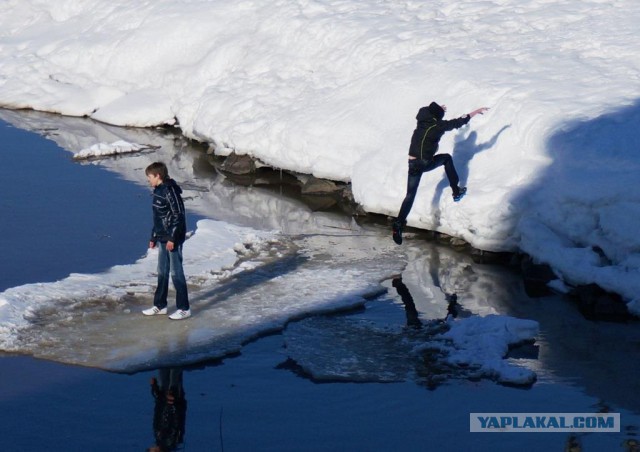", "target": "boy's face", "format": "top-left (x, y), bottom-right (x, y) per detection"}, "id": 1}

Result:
top-left (146, 173), bottom-right (163, 188)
